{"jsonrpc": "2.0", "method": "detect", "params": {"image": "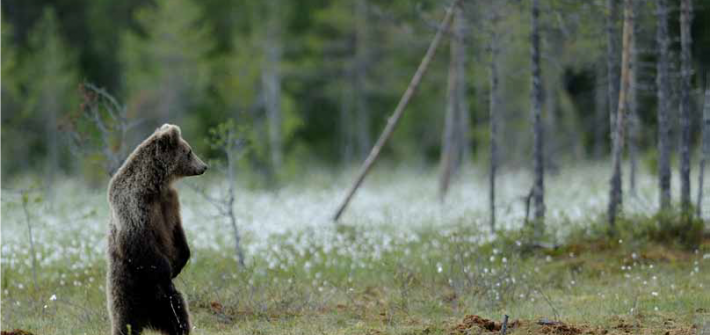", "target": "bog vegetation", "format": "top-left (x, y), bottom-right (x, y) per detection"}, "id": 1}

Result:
top-left (2, 0), bottom-right (710, 334)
